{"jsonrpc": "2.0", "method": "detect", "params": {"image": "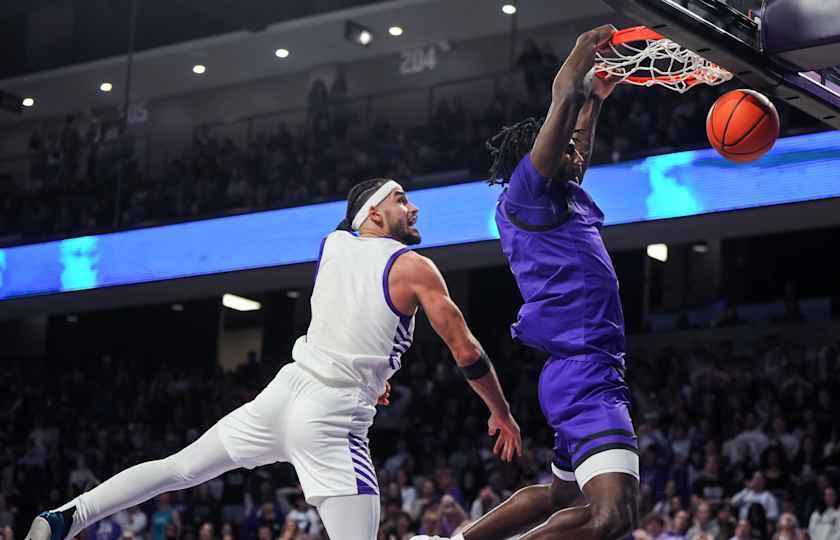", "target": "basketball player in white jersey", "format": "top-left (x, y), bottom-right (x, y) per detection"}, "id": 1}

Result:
top-left (25, 178), bottom-right (522, 540)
